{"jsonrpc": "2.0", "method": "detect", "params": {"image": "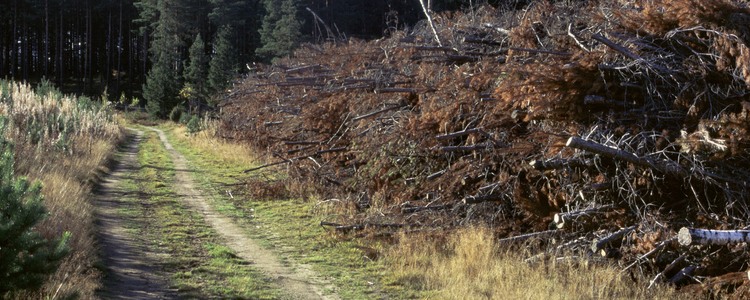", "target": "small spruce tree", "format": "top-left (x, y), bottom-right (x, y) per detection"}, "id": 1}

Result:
top-left (0, 122), bottom-right (70, 295)
top-left (184, 33), bottom-right (209, 99)
top-left (208, 26), bottom-right (237, 96)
